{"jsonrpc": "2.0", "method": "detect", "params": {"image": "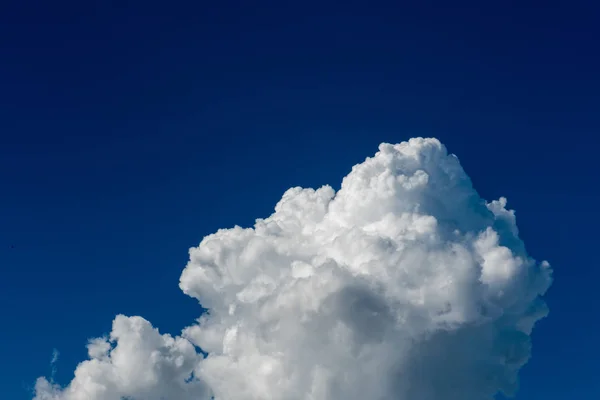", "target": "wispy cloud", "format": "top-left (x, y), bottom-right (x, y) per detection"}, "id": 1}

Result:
top-left (49, 349), bottom-right (59, 383)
